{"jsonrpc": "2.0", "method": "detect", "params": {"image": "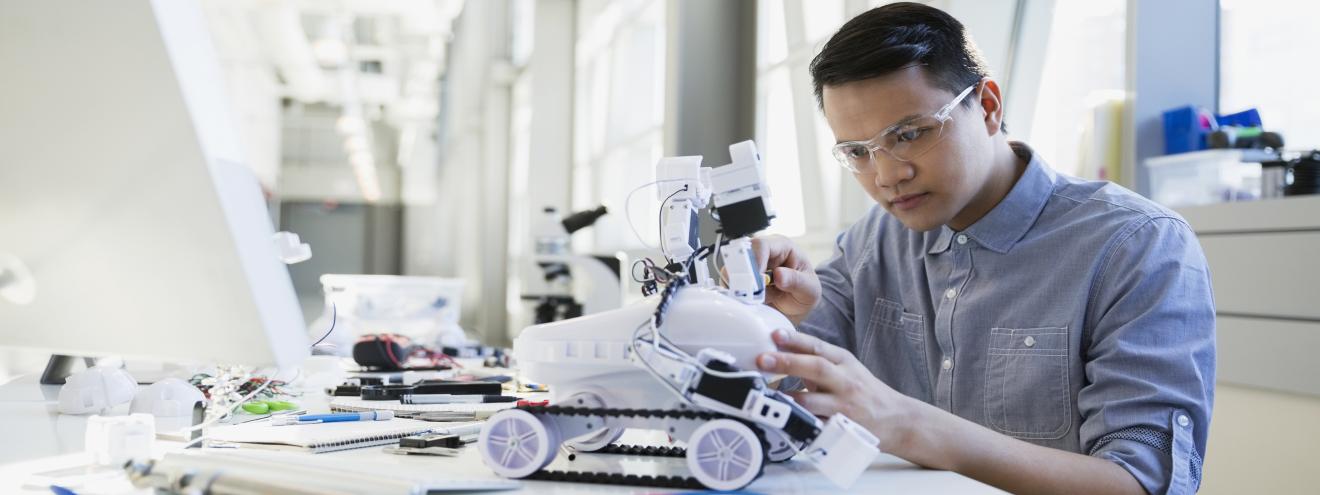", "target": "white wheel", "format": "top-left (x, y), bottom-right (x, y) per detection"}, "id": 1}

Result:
top-left (562, 391), bottom-right (623, 452)
top-left (478, 409), bottom-right (561, 479)
top-left (685, 419), bottom-right (764, 491)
